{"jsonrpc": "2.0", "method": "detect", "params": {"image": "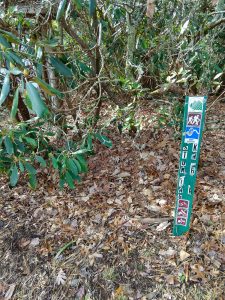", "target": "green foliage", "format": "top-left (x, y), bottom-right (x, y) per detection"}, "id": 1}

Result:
top-left (155, 100), bottom-right (183, 133)
top-left (0, 74), bottom-right (10, 105)
top-left (89, 0), bottom-right (96, 17)
top-left (26, 82), bottom-right (49, 117)
top-left (56, 0), bottom-right (68, 21)
top-left (0, 121), bottom-right (112, 188)
top-left (115, 102), bottom-right (143, 135)
top-left (10, 88), bottom-right (19, 120)
top-left (50, 57), bottom-right (74, 78)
